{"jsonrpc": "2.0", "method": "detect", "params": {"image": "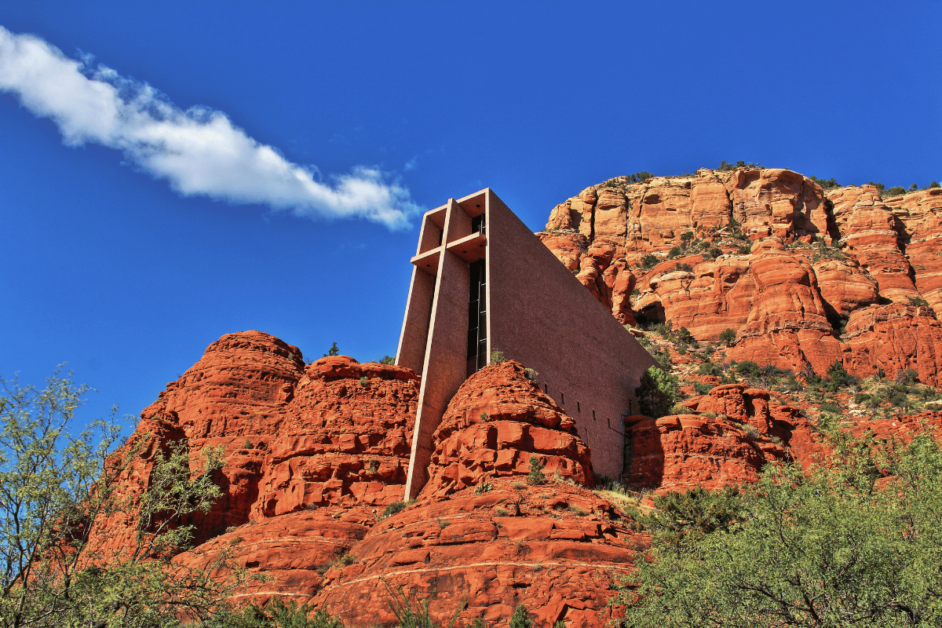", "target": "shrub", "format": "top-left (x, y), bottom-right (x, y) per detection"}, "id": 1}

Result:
top-left (358, 376), bottom-right (368, 386)
top-left (908, 296), bottom-right (930, 308)
top-left (680, 231), bottom-right (695, 248)
top-left (640, 254), bottom-right (659, 270)
top-left (809, 175), bottom-right (841, 190)
top-left (666, 247), bottom-right (682, 259)
top-left (523, 367), bottom-right (539, 382)
top-left (616, 434), bottom-right (942, 626)
top-left (526, 456), bottom-right (545, 486)
top-left (898, 368), bottom-right (919, 385)
top-left (509, 605), bottom-right (534, 628)
top-left (479, 411), bottom-right (489, 422)
top-left (635, 366), bottom-right (679, 418)
top-left (819, 401), bottom-right (842, 414)
top-left (244, 439), bottom-right (253, 450)
top-left (697, 362), bottom-right (723, 377)
top-left (674, 262), bottom-right (693, 272)
top-left (742, 424), bottom-right (760, 440)
top-left (708, 247), bottom-right (722, 258)
top-left (693, 382), bottom-right (713, 396)
top-left (489, 349), bottom-right (506, 365)
top-left (885, 185), bottom-right (906, 197)
top-left (381, 500), bottom-right (410, 519)
top-left (736, 243), bottom-right (752, 255)
top-left (474, 482), bottom-right (493, 495)
top-left (324, 342), bottom-right (340, 357)
top-left (930, 181), bottom-right (940, 189)
top-left (719, 328), bottom-right (737, 345)
top-left (379, 355), bottom-right (395, 365)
